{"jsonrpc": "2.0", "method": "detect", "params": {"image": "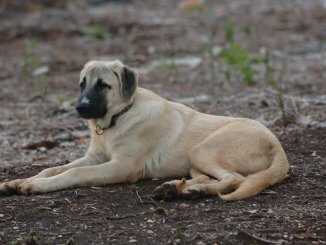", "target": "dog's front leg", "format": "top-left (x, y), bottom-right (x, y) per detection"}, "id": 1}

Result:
top-left (0, 154), bottom-right (108, 195)
top-left (30, 154), bottom-right (108, 180)
top-left (18, 157), bottom-right (141, 194)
